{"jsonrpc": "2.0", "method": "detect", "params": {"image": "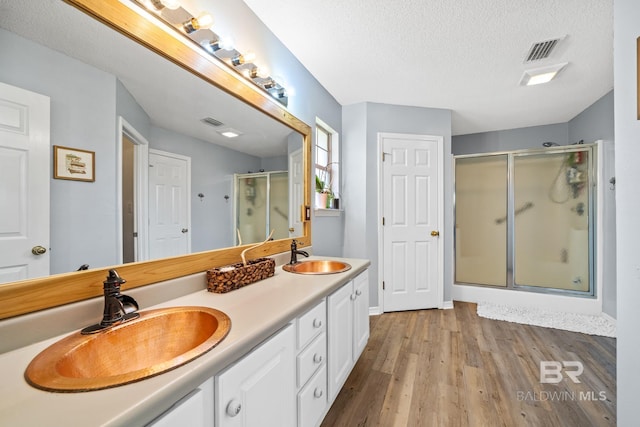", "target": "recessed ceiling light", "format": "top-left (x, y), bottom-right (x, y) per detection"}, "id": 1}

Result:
top-left (218, 128), bottom-right (242, 138)
top-left (520, 62), bottom-right (568, 86)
